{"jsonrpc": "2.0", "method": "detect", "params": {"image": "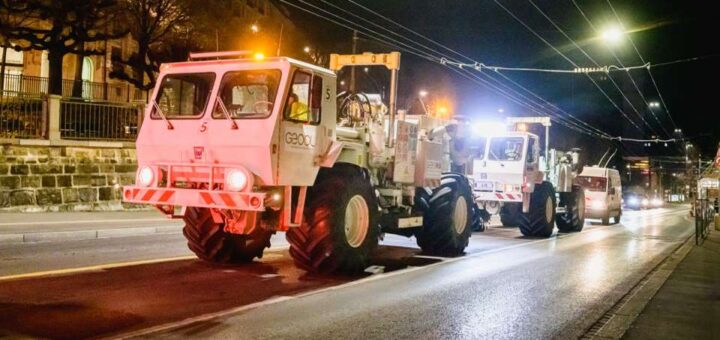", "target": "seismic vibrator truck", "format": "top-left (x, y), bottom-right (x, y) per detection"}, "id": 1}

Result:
top-left (123, 51), bottom-right (476, 273)
top-left (471, 117), bottom-right (586, 237)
